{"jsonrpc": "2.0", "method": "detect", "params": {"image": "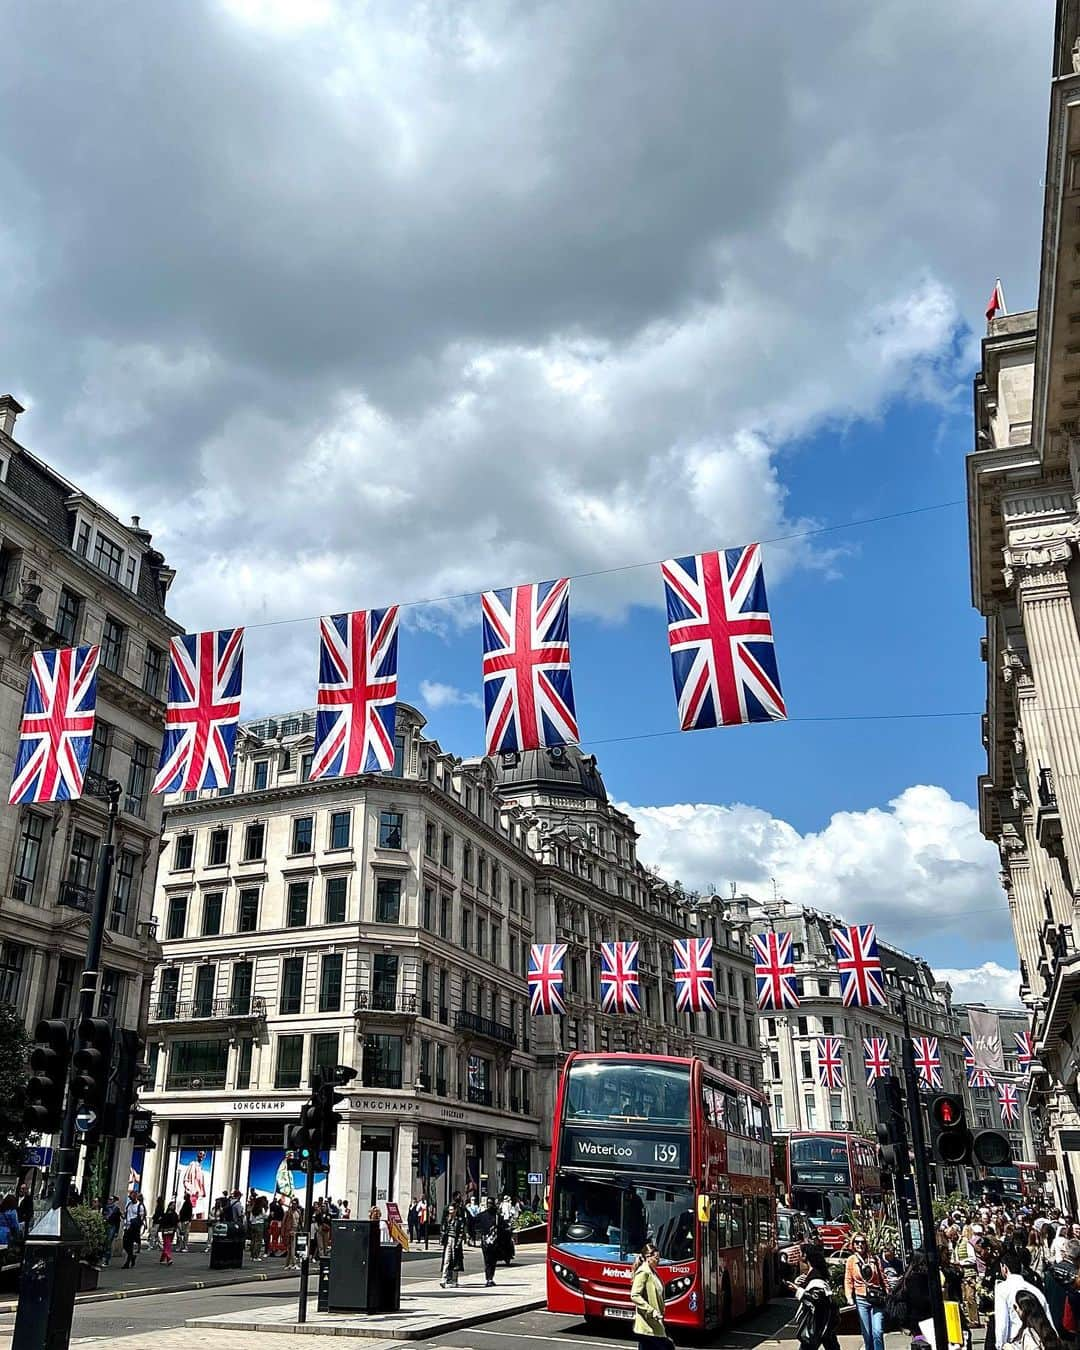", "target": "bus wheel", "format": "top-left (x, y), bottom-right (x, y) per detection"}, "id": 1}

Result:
top-left (583, 1315), bottom-right (606, 1334)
